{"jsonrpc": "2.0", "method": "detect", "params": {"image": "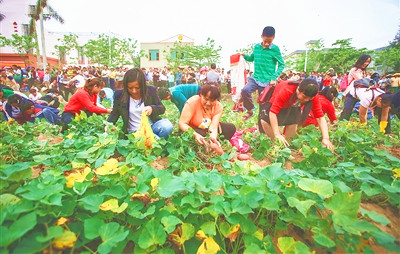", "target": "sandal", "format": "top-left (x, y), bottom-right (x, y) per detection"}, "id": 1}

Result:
top-left (242, 111), bottom-right (253, 120)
